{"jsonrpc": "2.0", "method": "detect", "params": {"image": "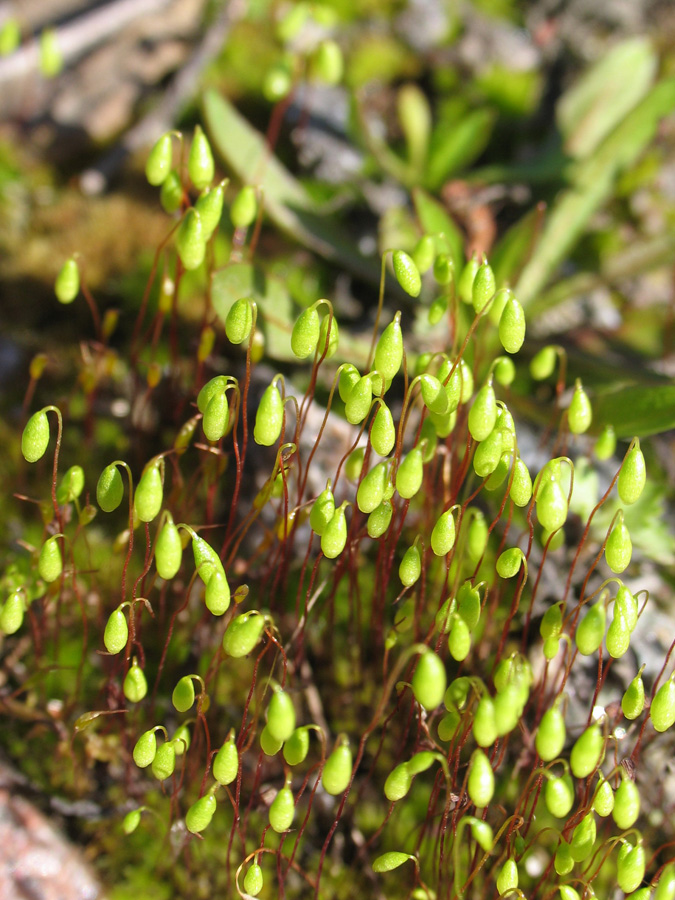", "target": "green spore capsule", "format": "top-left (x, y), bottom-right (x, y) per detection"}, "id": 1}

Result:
top-left (225, 297), bottom-right (254, 344)
top-left (569, 811), bottom-right (596, 862)
top-left (496, 548), bottom-right (524, 579)
top-left (540, 603), bottom-right (563, 641)
top-left (152, 740), bottom-right (176, 781)
top-left (510, 458), bottom-right (533, 507)
top-left (311, 38), bottom-right (344, 83)
top-left (473, 427), bottom-right (503, 478)
top-left (457, 581), bottom-right (481, 630)
top-left (145, 133), bottom-right (173, 186)
top-left (618, 842), bottom-right (646, 895)
top-left (570, 723), bottom-right (604, 778)
top-left (133, 730), bottom-right (157, 768)
top-left (160, 169), bottom-right (182, 214)
top-left (622, 667), bottom-right (646, 720)
top-left (283, 727), bottom-right (310, 766)
top-left (173, 723), bottom-right (191, 755)
top-left (202, 389), bottom-right (229, 442)
top-left (616, 584), bottom-right (638, 631)
top-left (606, 606), bottom-right (630, 658)
top-left (260, 724), bottom-right (283, 756)
top-left (339, 364), bottom-right (360, 403)
top-left (345, 375), bottom-right (373, 425)
top-left (185, 793), bottom-right (216, 834)
top-left (370, 403), bottom-right (396, 456)
top-left (187, 125), bottom-right (214, 191)
top-left (412, 235), bottom-right (435, 273)
top-left (97, 463), bottom-right (124, 512)
top-left (230, 185), bottom-right (257, 229)
top-left (367, 500), bottom-right (393, 539)
top-left (493, 356), bottom-right (515, 387)
top-left (420, 374), bottom-right (449, 415)
top-left (291, 306), bottom-right (320, 359)
top-left (22, 410), bottom-right (50, 463)
top-left (650, 677), bottom-right (675, 732)
top-left (194, 181), bottom-right (225, 240)
top-left (575, 602), bottom-right (606, 655)
top-left (124, 660), bottom-right (148, 703)
top-left (457, 254), bottom-right (479, 305)
top-left (498, 296), bottom-right (526, 353)
top-left (437, 710), bottom-right (460, 742)
top-left (392, 250), bottom-right (421, 297)
top-left (496, 859), bottom-right (518, 896)
top-left (468, 381), bottom-right (497, 443)
top-left (493, 683), bottom-right (522, 736)
top-left (593, 774), bottom-right (614, 816)
top-left (399, 543), bottom-right (421, 587)
top-left (254, 382), bottom-right (283, 446)
top-left (568, 380), bottom-right (592, 434)
top-left (384, 762), bottom-right (412, 802)
top-left (554, 840), bottom-right (574, 876)
top-left (654, 863), bottom-right (675, 900)
top-left (222, 611), bottom-right (265, 658)
top-left (545, 773), bottom-right (574, 817)
top-left (618, 441), bottom-right (646, 505)
top-left (429, 295), bottom-right (446, 326)
top-left (56, 465), bottom-right (85, 504)
top-left (436, 595), bottom-right (456, 635)
top-left (175, 208), bottom-right (205, 271)
top-left (535, 706), bottom-right (566, 761)
top-left (172, 676), bottom-right (196, 713)
top-left (473, 695), bottom-right (497, 748)
top-left (467, 748), bottom-right (494, 808)
top-left (1, 592), bottom-right (24, 635)
top-left (466, 513), bottom-right (488, 562)
top-left (269, 785), bottom-right (295, 833)
top-left (357, 462), bottom-right (387, 514)
top-left (322, 741), bottom-right (352, 795)
top-left (104, 607), bottom-right (128, 655)
top-left (243, 863), bottom-right (263, 897)
top-left (321, 503), bottom-right (348, 558)
top-left (134, 463), bottom-right (163, 523)
top-left (430, 507), bottom-right (456, 557)
top-left (605, 516), bottom-right (632, 574)
top-left (396, 446), bottom-right (424, 499)
top-left (433, 252), bottom-right (453, 285)
top-left (412, 650), bottom-right (446, 711)
top-left (266, 688), bottom-right (296, 743)
top-left (191, 534), bottom-right (224, 584)
top-left (536, 474), bottom-right (568, 534)
top-left (122, 809), bottom-right (142, 835)
top-left (155, 515), bottom-right (182, 580)
top-left (471, 259), bottom-right (496, 314)
top-left (0, 17), bottom-right (20, 56)
top-left (594, 423), bottom-right (616, 460)
top-left (213, 734), bottom-right (238, 785)
top-left (613, 775), bottom-right (640, 830)
top-left (530, 345), bottom-right (557, 381)
top-left (345, 447), bottom-right (365, 482)
top-left (38, 536), bottom-right (62, 583)
top-left (310, 484), bottom-right (335, 536)
top-left (55, 257), bottom-right (80, 304)
top-left (374, 312), bottom-right (403, 381)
